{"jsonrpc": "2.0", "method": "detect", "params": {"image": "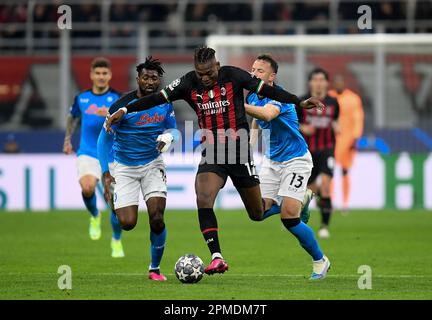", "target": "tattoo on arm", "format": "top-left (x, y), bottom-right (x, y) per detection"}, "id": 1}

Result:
top-left (65, 115), bottom-right (80, 141)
